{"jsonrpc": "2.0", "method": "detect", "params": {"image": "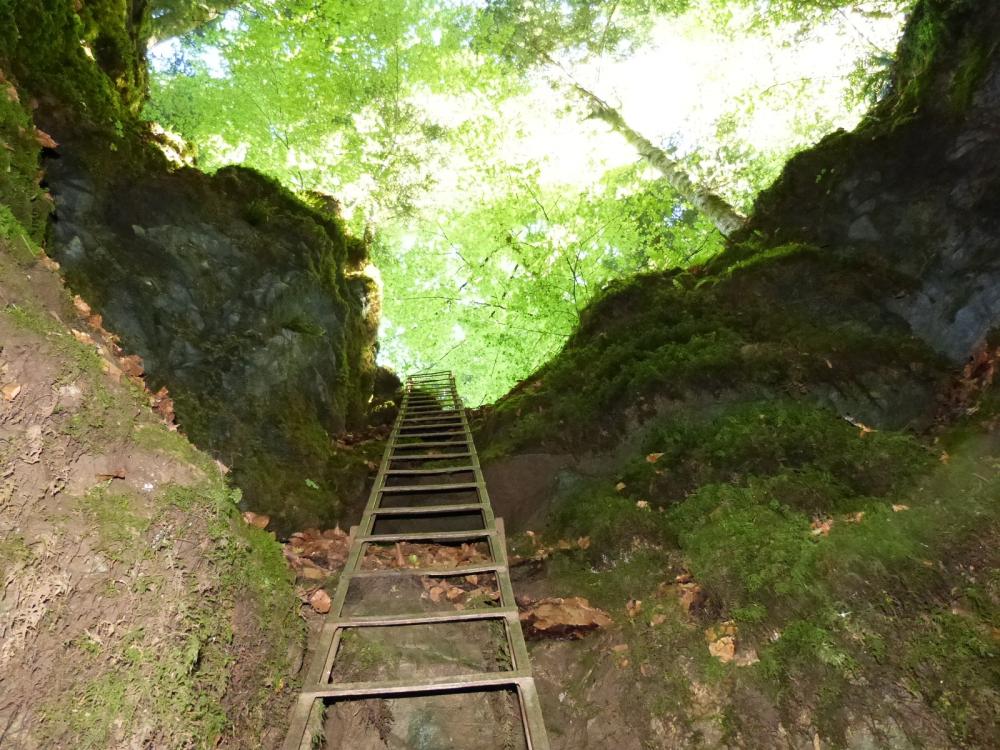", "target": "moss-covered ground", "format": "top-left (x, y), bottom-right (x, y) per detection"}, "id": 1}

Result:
top-left (2, 214), bottom-right (303, 748)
